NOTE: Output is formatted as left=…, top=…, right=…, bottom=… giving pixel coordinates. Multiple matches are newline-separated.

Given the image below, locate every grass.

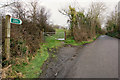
left=21, top=29, right=66, bottom=78
left=11, top=29, right=63, bottom=78
left=10, top=29, right=100, bottom=78
left=21, top=49, right=49, bottom=78
left=64, top=34, right=100, bottom=46
left=53, top=29, right=65, bottom=39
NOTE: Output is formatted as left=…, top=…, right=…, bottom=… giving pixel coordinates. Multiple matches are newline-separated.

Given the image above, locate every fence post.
left=40, top=31, right=44, bottom=43
left=64, top=31, right=66, bottom=40
left=5, top=15, right=11, bottom=60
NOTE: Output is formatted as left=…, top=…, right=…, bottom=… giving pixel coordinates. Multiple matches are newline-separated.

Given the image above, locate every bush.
left=106, top=31, right=120, bottom=39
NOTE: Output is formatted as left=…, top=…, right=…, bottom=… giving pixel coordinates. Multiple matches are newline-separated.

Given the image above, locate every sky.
left=0, top=0, right=120, bottom=28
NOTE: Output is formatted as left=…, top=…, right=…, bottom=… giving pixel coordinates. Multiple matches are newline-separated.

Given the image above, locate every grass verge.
left=64, top=34, right=100, bottom=46
left=11, top=30, right=63, bottom=78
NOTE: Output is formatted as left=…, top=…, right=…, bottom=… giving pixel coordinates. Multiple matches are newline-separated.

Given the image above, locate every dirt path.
left=40, top=45, right=81, bottom=78
left=40, top=35, right=119, bottom=78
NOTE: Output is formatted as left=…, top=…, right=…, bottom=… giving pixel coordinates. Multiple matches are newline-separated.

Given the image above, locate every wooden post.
left=64, top=31, right=66, bottom=40
left=5, top=15, right=11, bottom=60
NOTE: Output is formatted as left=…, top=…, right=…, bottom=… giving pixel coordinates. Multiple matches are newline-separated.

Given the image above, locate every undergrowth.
left=5, top=29, right=100, bottom=78
left=64, top=34, right=100, bottom=46
left=106, top=31, right=120, bottom=39
left=10, top=30, right=63, bottom=78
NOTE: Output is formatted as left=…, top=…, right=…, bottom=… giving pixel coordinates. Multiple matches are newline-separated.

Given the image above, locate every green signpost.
left=10, top=18, right=22, bottom=24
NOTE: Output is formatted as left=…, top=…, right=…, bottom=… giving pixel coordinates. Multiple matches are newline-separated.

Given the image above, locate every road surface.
left=40, top=35, right=119, bottom=78
left=64, top=35, right=119, bottom=78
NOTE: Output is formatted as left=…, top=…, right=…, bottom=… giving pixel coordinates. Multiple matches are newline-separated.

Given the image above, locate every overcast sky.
left=0, top=0, right=120, bottom=27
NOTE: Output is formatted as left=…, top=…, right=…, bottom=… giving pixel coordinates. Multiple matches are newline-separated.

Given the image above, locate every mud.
left=40, top=45, right=82, bottom=78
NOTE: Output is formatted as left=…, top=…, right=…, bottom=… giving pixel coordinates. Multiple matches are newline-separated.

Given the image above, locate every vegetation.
left=59, top=2, right=106, bottom=42
left=2, top=1, right=55, bottom=78
left=2, top=29, right=63, bottom=78
left=106, top=5, right=120, bottom=38
left=65, top=34, right=100, bottom=46
left=2, top=1, right=119, bottom=79
left=2, top=24, right=100, bottom=78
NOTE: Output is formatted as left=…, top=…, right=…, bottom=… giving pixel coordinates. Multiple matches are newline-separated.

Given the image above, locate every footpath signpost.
left=5, top=15, right=22, bottom=60
left=5, top=15, right=10, bottom=60
left=10, top=18, right=22, bottom=25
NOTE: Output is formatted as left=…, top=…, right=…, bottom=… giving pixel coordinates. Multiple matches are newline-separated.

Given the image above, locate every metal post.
left=5, top=15, right=10, bottom=60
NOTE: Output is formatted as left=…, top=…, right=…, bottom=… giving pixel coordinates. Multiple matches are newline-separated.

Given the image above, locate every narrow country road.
left=40, top=35, right=119, bottom=78
left=64, top=35, right=119, bottom=78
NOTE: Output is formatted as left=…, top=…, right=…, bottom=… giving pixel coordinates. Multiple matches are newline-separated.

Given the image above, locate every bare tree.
left=10, top=1, right=27, bottom=20
left=87, top=2, right=106, bottom=37
left=29, top=1, right=38, bottom=23
left=106, top=5, right=118, bottom=32
left=36, top=7, right=50, bottom=32
left=88, top=2, right=106, bottom=19
left=28, top=1, right=50, bottom=32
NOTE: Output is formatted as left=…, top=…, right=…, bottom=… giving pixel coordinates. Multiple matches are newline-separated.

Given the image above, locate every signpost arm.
left=5, top=15, right=10, bottom=60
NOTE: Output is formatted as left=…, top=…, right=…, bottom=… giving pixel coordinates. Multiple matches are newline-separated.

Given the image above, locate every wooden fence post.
left=5, top=15, right=11, bottom=60
left=64, top=31, right=66, bottom=40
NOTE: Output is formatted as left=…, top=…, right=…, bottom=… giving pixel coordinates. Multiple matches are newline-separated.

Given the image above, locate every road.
left=64, top=35, right=119, bottom=78
left=40, top=35, right=119, bottom=78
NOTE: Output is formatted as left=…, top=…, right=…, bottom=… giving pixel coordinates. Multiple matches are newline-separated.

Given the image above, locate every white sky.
left=0, top=0, right=120, bottom=27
